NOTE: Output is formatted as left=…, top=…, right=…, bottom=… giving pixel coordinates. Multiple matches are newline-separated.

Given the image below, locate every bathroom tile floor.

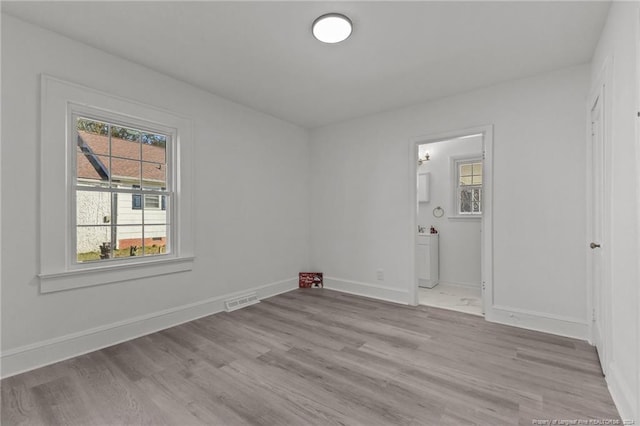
left=418, top=283, right=483, bottom=316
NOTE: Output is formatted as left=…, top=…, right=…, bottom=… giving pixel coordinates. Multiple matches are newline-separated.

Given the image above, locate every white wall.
left=417, top=136, right=482, bottom=288
left=1, top=15, right=310, bottom=376
left=310, top=64, right=591, bottom=338
left=590, top=2, right=640, bottom=421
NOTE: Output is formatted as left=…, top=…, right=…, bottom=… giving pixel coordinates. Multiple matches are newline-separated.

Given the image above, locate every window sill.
left=448, top=216, right=482, bottom=221
left=39, top=256, right=195, bottom=294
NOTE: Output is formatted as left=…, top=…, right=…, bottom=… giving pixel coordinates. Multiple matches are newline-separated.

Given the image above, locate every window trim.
left=449, top=155, right=483, bottom=220
left=39, top=75, right=194, bottom=293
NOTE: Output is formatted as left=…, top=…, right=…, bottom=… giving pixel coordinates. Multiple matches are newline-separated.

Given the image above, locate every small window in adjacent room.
left=455, top=158, right=483, bottom=216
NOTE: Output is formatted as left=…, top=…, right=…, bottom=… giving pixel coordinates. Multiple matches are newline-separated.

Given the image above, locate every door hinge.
left=592, top=308, right=597, bottom=321
left=481, top=281, right=486, bottom=290
left=482, top=151, right=486, bottom=160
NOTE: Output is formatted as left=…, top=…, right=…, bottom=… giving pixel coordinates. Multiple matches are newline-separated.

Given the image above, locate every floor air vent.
left=224, top=293, right=260, bottom=312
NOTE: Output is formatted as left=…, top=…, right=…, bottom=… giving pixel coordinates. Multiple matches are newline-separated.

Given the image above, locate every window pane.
left=460, top=189, right=472, bottom=213
left=143, top=225, right=168, bottom=256
left=460, top=164, right=473, bottom=176
left=77, top=226, right=111, bottom=262
left=142, top=133, right=167, bottom=164
left=142, top=162, right=166, bottom=190
left=77, top=117, right=109, bottom=135
left=110, top=157, right=141, bottom=188
left=77, top=191, right=111, bottom=226
left=474, top=189, right=482, bottom=213
left=472, top=175, right=483, bottom=185
left=112, top=192, right=143, bottom=225
left=145, top=197, right=168, bottom=224
left=114, top=225, right=143, bottom=257
left=77, top=152, right=110, bottom=187
left=76, top=118, right=109, bottom=156
left=472, top=163, right=482, bottom=175
left=110, top=126, right=141, bottom=160
left=460, top=176, right=473, bottom=186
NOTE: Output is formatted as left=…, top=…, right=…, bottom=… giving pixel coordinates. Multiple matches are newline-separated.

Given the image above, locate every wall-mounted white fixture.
left=418, top=152, right=430, bottom=165
left=418, top=172, right=430, bottom=203
left=312, top=13, right=352, bottom=44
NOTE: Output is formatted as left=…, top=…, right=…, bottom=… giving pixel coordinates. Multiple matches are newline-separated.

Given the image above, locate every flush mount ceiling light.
left=312, top=13, right=352, bottom=44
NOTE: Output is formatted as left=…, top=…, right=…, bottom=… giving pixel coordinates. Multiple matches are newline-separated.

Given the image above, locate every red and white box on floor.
left=299, top=272, right=323, bottom=288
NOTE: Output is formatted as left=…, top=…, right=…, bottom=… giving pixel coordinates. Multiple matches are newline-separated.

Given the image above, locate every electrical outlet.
left=376, top=269, right=384, bottom=281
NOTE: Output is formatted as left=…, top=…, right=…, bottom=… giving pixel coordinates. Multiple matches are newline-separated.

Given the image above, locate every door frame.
left=408, top=125, right=493, bottom=312
left=636, top=7, right=640, bottom=416
left=586, top=57, right=612, bottom=374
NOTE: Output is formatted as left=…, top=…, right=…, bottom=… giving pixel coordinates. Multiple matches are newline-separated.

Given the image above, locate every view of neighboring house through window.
left=75, top=117, right=170, bottom=262
left=456, top=158, right=483, bottom=215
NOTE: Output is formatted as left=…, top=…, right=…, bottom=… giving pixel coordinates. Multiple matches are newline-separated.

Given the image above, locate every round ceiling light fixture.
left=312, top=13, right=352, bottom=44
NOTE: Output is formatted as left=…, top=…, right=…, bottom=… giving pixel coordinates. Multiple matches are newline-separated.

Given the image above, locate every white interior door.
left=590, top=94, right=606, bottom=372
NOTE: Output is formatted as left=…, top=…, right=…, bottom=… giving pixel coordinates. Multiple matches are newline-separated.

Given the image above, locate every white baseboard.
left=1, top=277, right=297, bottom=379
left=323, top=276, right=410, bottom=305
left=487, top=305, right=589, bottom=340
left=607, top=362, right=636, bottom=422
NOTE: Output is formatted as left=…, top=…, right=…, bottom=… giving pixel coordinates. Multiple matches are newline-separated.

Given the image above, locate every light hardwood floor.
left=2, top=289, right=619, bottom=425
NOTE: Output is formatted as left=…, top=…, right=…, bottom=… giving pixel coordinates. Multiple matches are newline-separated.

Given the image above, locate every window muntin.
left=74, top=116, right=170, bottom=263
left=456, top=159, right=483, bottom=215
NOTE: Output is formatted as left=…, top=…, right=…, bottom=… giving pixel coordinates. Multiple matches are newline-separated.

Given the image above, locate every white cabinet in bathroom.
left=416, top=234, right=439, bottom=288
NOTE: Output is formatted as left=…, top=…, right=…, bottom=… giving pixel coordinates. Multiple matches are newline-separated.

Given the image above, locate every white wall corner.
left=323, top=276, right=411, bottom=305
left=607, top=362, right=637, bottom=422
left=0, top=277, right=298, bottom=379
left=486, top=305, right=589, bottom=340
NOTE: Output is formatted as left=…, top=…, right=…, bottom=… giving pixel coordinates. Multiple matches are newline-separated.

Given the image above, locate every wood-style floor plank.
left=1, top=289, right=620, bottom=425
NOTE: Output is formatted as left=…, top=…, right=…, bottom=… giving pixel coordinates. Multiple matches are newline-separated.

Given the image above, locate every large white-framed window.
left=40, top=75, right=194, bottom=293
left=452, top=156, right=483, bottom=217
left=74, top=114, right=172, bottom=263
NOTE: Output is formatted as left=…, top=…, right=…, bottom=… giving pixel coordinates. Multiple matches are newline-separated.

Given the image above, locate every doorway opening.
left=409, top=126, right=493, bottom=317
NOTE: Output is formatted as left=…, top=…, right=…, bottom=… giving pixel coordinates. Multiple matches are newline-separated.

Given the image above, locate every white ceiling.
left=2, top=1, right=610, bottom=129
